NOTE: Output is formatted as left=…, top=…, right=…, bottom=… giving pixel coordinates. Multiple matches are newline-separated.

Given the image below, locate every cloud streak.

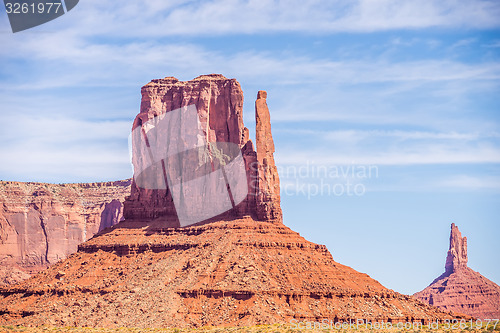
left=0, top=115, right=132, bottom=182
left=40, top=0, right=500, bottom=37
left=1, top=33, right=499, bottom=90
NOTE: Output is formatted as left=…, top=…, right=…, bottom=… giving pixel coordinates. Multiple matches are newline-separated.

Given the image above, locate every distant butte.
left=414, top=223, right=500, bottom=319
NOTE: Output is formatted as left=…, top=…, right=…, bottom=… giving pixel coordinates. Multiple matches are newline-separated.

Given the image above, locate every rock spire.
left=445, top=223, right=468, bottom=273
left=255, top=90, right=282, bottom=221
left=414, top=223, right=500, bottom=319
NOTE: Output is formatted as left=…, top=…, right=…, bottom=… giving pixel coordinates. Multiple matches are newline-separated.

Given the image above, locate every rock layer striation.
left=123, top=75, right=282, bottom=224
left=0, top=180, right=131, bottom=285
left=414, top=223, right=500, bottom=319
left=0, top=217, right=453, bottom=327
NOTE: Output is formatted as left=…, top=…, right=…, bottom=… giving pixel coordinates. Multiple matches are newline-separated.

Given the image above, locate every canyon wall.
left=0, top=180, right=131, bottom=285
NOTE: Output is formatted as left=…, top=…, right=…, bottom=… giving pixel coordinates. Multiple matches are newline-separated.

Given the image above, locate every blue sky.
left=0, top=0, right=499, bottom=295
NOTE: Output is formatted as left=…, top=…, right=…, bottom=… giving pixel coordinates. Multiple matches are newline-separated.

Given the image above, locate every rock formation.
left=414, top=223, right=500, bottom=319
left=0, top=75, right=458, bottom=327
left=445, top=223, right=468, bottom=273
left=0, top=180, right=131, bottom=285
left=0, top=217, right=453, bottom=327
left=255, top=91, right=282, bottom=221
left=123, top=74, right=282, bottom=225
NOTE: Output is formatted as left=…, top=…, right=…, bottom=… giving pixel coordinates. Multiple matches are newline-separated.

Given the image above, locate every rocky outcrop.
left=0, top=180, right=131, bottom=285
left=255, top=91, right=282, bottom=221
left=445, top=223, right=468, bottom=273
left=123, top=75, right=282, bottom=225
left=0, top=217, right=454, bottom=327
left=414, top=223, right=500, bottom=319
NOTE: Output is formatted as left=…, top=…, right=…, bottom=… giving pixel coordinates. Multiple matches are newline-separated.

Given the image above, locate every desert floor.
left=1, top=324, right=500, bottom=333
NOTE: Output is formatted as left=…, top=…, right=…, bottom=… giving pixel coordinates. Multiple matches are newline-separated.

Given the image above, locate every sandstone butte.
left=414, top=223, right=500, bottom=319
left=0, top=74, right=459, bottom=328
left=0, top=180, right=131, bottom=285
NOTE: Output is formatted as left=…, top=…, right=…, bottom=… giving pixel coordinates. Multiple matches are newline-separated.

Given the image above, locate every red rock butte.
left=414, top=223, right=500, bottom=319
left=124, top=74, right=282, bottom=225
left=0, top=75, right=458, bottom=327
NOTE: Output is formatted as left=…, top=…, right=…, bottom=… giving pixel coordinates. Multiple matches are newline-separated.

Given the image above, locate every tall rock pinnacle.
left=255, top=91, right=282, bottom=221
left=415, top=223, right=500, bottom=319
left=445, top=223, right=468, bottom=273
left=255, top=91, right=275, bottom=165
left=123, top=75, right=282, bottom=225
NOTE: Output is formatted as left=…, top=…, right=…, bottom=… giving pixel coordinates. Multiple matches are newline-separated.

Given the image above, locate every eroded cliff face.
left=123, top=74, right=282, bottom=224
left=0, top=218, right=454, bottom=327
left=414, top=223, right=500, bottom=319
left=445, top=223, right=468, bottom=273
left=0, top=180, right=131, bottom=285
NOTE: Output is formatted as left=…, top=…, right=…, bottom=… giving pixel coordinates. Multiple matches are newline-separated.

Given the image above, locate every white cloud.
left=0, top=116, right=132, bottom=182
left=438, top=174, right=500, bottom=189
left=275, top=143, right=500, bottom=166
left=40, top=0, right=500, bottom=37
left=483, top=40, right=500, bottom=48
left=3, top=0, right=498, bottom=39
left=278, top=129, right=498, bottom=142
left=2, top=30, right=499, bottom=90
left=450, top=38, right=477, bottom=49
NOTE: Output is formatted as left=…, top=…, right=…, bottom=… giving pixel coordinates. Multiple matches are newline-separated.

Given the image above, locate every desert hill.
left=1, top=217, right=450, bottom=327
left=414, top=223, right=500, bottom=319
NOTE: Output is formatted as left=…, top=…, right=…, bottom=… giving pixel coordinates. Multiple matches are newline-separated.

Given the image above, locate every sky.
left=0, top=0, right=499, bottom=295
